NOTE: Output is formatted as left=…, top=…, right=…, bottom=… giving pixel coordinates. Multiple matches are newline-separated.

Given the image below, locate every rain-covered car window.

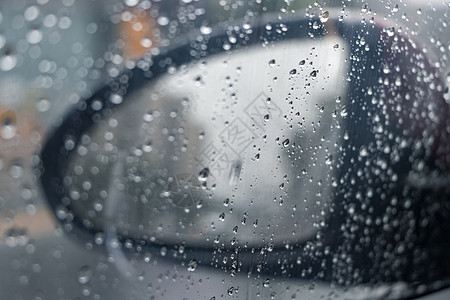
left=1, top=1, right=450, bottom=299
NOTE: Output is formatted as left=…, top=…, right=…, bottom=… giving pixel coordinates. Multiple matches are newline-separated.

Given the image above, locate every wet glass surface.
left=1, top=1, right=450, bottom=299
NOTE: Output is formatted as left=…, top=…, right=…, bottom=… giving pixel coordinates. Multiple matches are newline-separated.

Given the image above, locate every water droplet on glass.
left=0, top=53, right=17, bottom=71
left=26, top=29, right=43, bottom=44
left=1, top=114, right=17, bottom=139
left=5, top=227, right=29, bottom=247
left=140, top=37, right=152, bottom=48
left=36, top=98, right=50, bottom=112
left=187, top=259, right=197, bottom=271
left=198, top=167, right=210, bottom=182
left=124, top=0, right=139, bottom=7
left=320, top=11, right=329, bottom=23
left=219, top=212, right=225, bottom=221
left=385, top=27, right=395, bottom=37
left=282, top=139, right=290, bottom=147
left=299, top=60, right=305, bottom=65
left=200, top=25, right=212, bottom=35
left=110, top=94, right=123, bottom=104
left=77, top=265, right=92, bottom=284
left=289, top=69, right=297, bottom=76
left=359, top=146, right=369, bottom=157
left=157, top=16, right=169, bottom=26
left=9, top=163, right=23, bottom=178
left=228, top=160, right=242, bottom=186
left=227, top=287, right=235, bottom=296
left=312, top=21, right=320, bottom=29
left=214, top=235, right=220, bottom=243
left=340, top=106, right=348, bottom=117
left=263, top=278, right=270, bottom=287
left=268, top=59, right=276, bottom=67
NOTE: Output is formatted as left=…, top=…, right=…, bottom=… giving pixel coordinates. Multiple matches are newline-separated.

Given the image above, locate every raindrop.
left=263, top=278, right=270, bottom=287
left=200, top=24, right=212, bottom=35
left=24, top=6, right=40, bottom=21
left=81, top=285, right=91, bottom=297
left=320, top=11, right=329, bottom=23
left=142, top=140, right=153, bottom=152
left=359, top=146, right=369, bottom=157
left=94, top=233, right=104, bottom=245
left=157, top=16, right=169, bottom=26
left=124, top=0, right=139, bottom=7
left=198, top=167, right=210, bottom=182
left=385, top=27, right=395, bottom=37
left=282, top=139, right=290, bottom=147
left=143, top=111, right=154, bottom=122
left=299, top=60, right=305, bottom=65
left=361, top=4, right=368, bottom=13
left=1, top=113, right=17, bottom=139
left=36, top=98, right=51, bottom=112
left=268, top=59, right=276, bottom=67
left=289, top=69, right=297, bottom=76
left=77, top=265, right=92, bottom=284
left=310, top=70, right=318, bottom=77
left=5, top=227, right=29, bottom=247
left=140, top=37, right=152, bottom=48
left=227, top=287, right=235, bottom=296
left=187, top=259, right=197, bottom=272
left=0, top=53, right=18, bottom=71
left=26, top=29, right=43, bottom=44
left=214, top=235, right=220, bottom=243
left=9, top=163, right=23, bottom=178
left=228, top=160, right=242, bottom=186
left=110, top=94, right=123, bottom=104
left=312, top=21, right=320, bottom=29
left=219, top=212, right=225, bottom=221
left=194, top=75, right=203, bottom=86
left=340, top=106, right=348, bottom=117
left=58, top=16, right=72, bottom=30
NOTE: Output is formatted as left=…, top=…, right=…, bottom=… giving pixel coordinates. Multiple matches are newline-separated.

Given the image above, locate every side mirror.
left=41, top=14, right=450, bottom=295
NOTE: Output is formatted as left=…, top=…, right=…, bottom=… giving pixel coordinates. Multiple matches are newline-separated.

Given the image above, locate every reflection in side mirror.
left=41, top=15, right=450, bottom=295
left=66, top=37, right=349, bottom=248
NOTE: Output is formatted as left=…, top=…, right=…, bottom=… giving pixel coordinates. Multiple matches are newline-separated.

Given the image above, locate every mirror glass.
left=63, top=36, right=350, bottom=248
